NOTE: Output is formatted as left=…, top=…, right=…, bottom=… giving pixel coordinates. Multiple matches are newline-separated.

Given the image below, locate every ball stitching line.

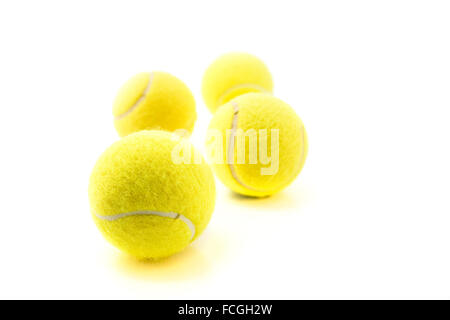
left=93, top=210, right=196, bottom=241
left=114, top=72, right=154, bottom=120
left=227, top=101, right=262, bottom=192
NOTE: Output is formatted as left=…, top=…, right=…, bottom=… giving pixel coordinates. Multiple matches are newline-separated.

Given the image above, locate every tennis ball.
left=113, top=72, right=196, bottom=137
left=89, top=130, right=215, bottom=260
left=202, top=53, right=273, bottom=112
left=206, top=93, right=308, bottom=197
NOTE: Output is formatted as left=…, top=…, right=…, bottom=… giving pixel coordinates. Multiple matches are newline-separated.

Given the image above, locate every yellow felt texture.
left=89, top=130, right=216, bottom=259
left=113, top=72, right=197, bottom=137
left=206, top=93, right=308, bottom=197
left=202, top=53, right=273, bottom=112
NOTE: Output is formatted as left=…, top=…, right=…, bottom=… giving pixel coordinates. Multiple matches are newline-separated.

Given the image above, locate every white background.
left=0, top=0, right=449, bottom=299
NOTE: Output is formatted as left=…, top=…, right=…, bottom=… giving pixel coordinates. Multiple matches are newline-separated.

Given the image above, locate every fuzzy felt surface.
left=89, top=130, right=216, bottom=259
left=113, top=72, right=196, bottom=137
left=206, top=93, right=308, bottom=197
left=202, top=53, right=273, bottom=112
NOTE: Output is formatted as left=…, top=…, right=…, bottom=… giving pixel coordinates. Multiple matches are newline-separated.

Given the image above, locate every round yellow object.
left=113, top=72, right=196, bottom=137
left=206, top=93, right=308, bottom=197
left=89, top=130, right=215, bottom=259
left=202, top=53, right=273, bottom=112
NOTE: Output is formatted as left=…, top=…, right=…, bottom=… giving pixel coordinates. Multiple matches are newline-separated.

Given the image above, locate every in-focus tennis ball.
left=206, top=93, right=307, bottom=197
left=89, top=130, right=215, bottom=260
left=202, top=53, right=273, bottom=112
left=113, top=72, right=196, bottom=137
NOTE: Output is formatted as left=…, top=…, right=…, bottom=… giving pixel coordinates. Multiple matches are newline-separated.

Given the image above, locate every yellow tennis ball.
left=202, top=53, right=273, bottom=112
left=89, top=130, right=215, bottom=260
left=206, top=93, right=308, bottom=197
left=113, top=72, right=196, bottom=137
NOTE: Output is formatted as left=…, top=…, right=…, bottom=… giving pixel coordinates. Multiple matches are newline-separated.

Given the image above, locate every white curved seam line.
left=228, top=101, right=262, bottom=192
left=217, top=83, right=270, bottom=107
left=114, top=72, right=154, bottom=120
left=94, top=210, right=196, bottom=241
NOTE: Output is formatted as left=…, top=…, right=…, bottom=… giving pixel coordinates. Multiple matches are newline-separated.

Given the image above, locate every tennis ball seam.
left=227, top=100, right=264, bottom=193
left=93, top=209, right=196, bottom=240
left=114, top=72, right=154, bottom=120
left=216, top=83, right=270, bottom=108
